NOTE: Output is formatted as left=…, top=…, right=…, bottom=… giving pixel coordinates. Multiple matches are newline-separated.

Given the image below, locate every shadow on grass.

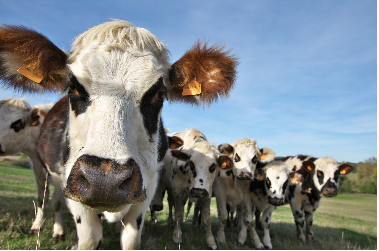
left=0, top=195, right=376, bottom=250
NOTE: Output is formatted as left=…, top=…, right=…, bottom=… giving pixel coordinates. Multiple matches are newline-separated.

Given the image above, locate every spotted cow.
left=282, top=155, right=354, bottom=242
left=156, top=128, right=233, bottom=249
left=0, top=20, right=238, bottom=249
left=214, top=139, right=275, bottom=248
left=0, top=98, right=65, bottom=240
left=248, top=161, right=291, bottom=249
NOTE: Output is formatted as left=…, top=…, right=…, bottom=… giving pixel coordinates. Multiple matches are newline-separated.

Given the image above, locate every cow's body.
left=214, top=139, right=275, bottom=248
left=153, top=128, right=232, bottom=249
left=0, top=98, right=65, bottom=240
left=282, top=155, right=354, bottom=242
left=248, top=161, right=291, bottom=249
left=0, top=20, right=238, bottom=249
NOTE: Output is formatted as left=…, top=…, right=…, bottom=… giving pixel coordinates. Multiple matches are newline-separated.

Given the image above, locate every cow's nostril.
left=77, top=174, right=90, bottom=192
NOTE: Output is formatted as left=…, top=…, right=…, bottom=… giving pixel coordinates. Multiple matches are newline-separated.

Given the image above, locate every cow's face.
left=313, top=157, right=354, bottom=197
left=0, top=98, right=40, bottom=155
left=259, top=162, right=290, bottom=206
left=171, top=142, right=232, bottom=198
left=219, top=139, right=275, bottom=181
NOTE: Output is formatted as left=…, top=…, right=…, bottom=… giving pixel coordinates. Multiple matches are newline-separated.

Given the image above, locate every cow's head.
left=0, top=20, right=238, bottom=212
left=313, top=157, right=354, bottom=197
left=218, top=139, right=275, bottom=181
left=171, top=141, right=233, bottom=198
left=0, top=98, right=46, bottom=155
left=255, top=161, right=291, bottom=206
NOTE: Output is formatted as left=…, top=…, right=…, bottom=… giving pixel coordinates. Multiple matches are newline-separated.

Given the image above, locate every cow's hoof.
left=256, top=222, right=264, bottom=231
left=51, top=234, right=65, bottom=244
left=28, top=229, right=40, bottom=236
left=208, top=246, right=217, bottom=250
left=264, top=245, right=272, bottom=250
left=236, top=241, right=244, bottom=247
left=297, top=237, right=305, bottom=243
left=256, top=244, right=265, bottom=250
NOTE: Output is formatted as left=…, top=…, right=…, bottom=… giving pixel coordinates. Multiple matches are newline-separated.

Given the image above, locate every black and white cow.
left=153, top=128, right=233, bottom=249
left=248, top=161, right=291, bottom=249
left=0, top=98, right=66, bottom=241
left=282, top=155, right=354, bottom=242
left=214, top=139, right=275, bottom=248
left=0, top=20, right=238, bottom=249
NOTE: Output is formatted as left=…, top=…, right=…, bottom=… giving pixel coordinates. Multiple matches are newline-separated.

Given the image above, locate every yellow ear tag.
left=291, top=177, right=297, bottom=183
left=340, top=170, right=346, bottom=175
left=260, top=155, right=266, bottom=160
left=222, top=162, right=227, bottom=168
left=304, top=188, right=312, bottom=194
left=307, top=165, right=312, bottom=171
left=17, top=64, right=44, bottom=83
left=182, top=78, right=201, bottom=96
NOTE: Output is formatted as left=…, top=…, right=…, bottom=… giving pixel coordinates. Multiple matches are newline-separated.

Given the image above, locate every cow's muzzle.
left=64, top=155, right=146, bottom=208
left=268, top=196, right=284, bottom=206
left=189, top=188, right=209, bottom=198
left=321, top=187, right=337, bottom=197
left=0, top=144, right=5, bottom=154
left=237, top=171, right=253, bottom=180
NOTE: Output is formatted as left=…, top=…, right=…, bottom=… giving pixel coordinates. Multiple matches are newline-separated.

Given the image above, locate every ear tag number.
left=17, top=64, right=44, bottom=83
left=182, top=78, right=201, bottom=96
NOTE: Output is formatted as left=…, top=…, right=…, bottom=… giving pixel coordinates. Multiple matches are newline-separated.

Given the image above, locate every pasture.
left=0, top=164, right=376, bottom=250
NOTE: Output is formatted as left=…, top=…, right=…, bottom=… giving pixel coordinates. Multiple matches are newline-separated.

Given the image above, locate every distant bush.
left=340, top=179, right=352, bottom=193
left=359, top=181, right=377, bottom=194
left=19, top=154, right=29, bottom=161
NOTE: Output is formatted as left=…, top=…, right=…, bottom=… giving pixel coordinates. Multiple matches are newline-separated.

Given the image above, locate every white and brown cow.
left=0, top=20, right=238, bottom=249
left=282, top=155, right=354, bottom=242
left=155, top=128, right=233, bottom=249
left=0, top=98, right=65, bottom=241
left=248, top=161, right=291, bottom=249
left=215, top=139, right=275, bottom=248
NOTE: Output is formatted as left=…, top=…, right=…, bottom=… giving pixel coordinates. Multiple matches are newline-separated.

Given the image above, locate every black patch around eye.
left=317, top=170, right=324, bottom=185
left=136, top=213, right=143, bottom=230
left=209, top=163, right=216, bottom=173
left=10, top=119, right=26, bottom=132
left=140, top=78, right=166, bottom=141
left=266, top=177, right=272, bottom=189
left=157, top=119, right=168, bottom=162
left=333, top=170, right=339, bottom=182
left=189, top=161, right=197, bottom=178
left=252, top=156, right=258, bottom=164
left=235, top=153, right=241, bottom=162
left=282, top=180, right=288, bottom=194
left=67, top=74, right=90, bottom=117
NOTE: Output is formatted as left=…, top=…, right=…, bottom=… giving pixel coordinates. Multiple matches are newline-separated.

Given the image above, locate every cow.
left=215, top=139, right=275, bottom=248
left=282, top=155, right=354, bottom=242
left=248, top=161, right=291, bottom=249
left=0, top=98, right=65, bottom=241
left=0, top=20, right=238, bottom=249
left=152, top=128, right=232, bottom=249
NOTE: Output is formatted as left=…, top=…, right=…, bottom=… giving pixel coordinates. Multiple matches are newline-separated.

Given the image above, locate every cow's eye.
left=152, top=88, right=167, bottom=103
left=252, top=156, right=258, bottom=164
left=234, top=153, right=240, bottom=162
left=266, top=177, right=272, bottom=188
left=10, top=119, right=26, bottom=132
left=209, top=163, right=216, bottom=173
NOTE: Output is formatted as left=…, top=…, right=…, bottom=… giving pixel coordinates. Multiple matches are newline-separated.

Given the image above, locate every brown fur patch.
left=169, top=39, right=239, bottom=106
left=31, top=108, right=41, bottom=126
left=0, top=24, right=68, bottom=92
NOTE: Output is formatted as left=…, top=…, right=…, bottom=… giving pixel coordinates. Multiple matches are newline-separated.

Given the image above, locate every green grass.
left=0, top=165, right=377, bottom=249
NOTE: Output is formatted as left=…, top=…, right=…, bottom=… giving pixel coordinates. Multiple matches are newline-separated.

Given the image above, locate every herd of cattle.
left=0, top=20, right=354, bottom=249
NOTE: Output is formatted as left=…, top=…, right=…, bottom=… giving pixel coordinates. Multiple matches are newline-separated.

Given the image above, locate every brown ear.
left=0, top=24, right=68, bottom=93
left=168, top=136, right=184, bottom=149
left=289, top=172, right=304, bottom=184
left=217, top=155, right=233, bottom=171
left=339, top=164, right=354, bottom=175
left=171, top=150, right=191, bottom=162
left=30, top=109, right=41, bottom=126
left=218, top=143, right=234, bottom=157
left=255, top=168, right=265, bottom=181
left=168, top=39, right=239, bottom=106
left=300, top=161, right=315, bottom=173
left=258, top=147, right=276, bottom=163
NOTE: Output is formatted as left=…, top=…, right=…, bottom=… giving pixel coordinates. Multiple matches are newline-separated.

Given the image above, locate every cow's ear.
left=30, top=108, right=48, bottom=126
left=171, top=150, right=191, bottom=162
left=300, top=161, right=315, bottom=173
left=217, top=155, right=233, bottom=171
left=0, top=24, right=69, bottom=93
left=339, top=164, right=354, bottom=175
left=258, top=147, right=276, bottom=163
left=255, top=168, right=265, bottom=181
left=168, top=136, right=184, bottom=149
left=168, top=39, right=239, bottom=106
left=218, top=143, right=234, bottom=157
left=289, top=171, right=304, bottom=184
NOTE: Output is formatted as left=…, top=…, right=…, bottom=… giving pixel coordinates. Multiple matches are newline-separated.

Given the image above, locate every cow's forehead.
left=234, top=144, right=258, bottom=157
left=315, top=157, right=339, bottom=173
left=266, top=169, right=288, bottom=181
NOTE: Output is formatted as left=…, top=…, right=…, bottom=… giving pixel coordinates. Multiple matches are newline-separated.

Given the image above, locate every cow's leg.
left=120, top=203, right=147, bottom=250
left=239, top=202, right=264, bottom=249
left=68, top=202, right=103, bottom=250
left=51, top=189, right=65, bottom=242
left=172, top=190, right=186, bottom=245
left=167, top=190, right=174, bottom=227
left=226, top=203, right=231, bottom=228
left=150, top=181, right=166, bottom=223
left=290, top=203, right=305, bottom=242
left=150, top=206, right=159, bottom=224
left=29, top=175, right=49, bottom=235
left=192, top=199, right=200, bottom=227
left=304, top=210, right=315, bottom=241
left=261, top=206, right=275, bottom=250
left=255, top=207, right=263, bottom=231
left=215, top=195, right=228, bottom=244
left=200, top=198, right=217, bottom=250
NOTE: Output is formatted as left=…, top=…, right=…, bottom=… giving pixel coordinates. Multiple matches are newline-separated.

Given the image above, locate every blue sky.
left=0, top=0, right=376, bottom=163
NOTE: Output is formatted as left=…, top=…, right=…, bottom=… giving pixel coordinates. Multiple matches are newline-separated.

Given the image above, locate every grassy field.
left=0, top=165, right=376, bottom=250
